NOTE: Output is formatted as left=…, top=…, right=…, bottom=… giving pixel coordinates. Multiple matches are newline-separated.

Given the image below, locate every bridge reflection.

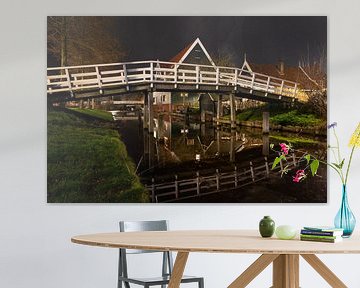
left=114, top=112, right=269, bottom=176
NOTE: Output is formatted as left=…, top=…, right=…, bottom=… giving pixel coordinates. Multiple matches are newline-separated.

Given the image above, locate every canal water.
left=114, top=113, right=327, bottom=203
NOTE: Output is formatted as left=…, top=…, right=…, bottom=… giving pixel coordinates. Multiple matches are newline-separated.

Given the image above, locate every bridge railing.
left=47, top=60, right=299, bottom=98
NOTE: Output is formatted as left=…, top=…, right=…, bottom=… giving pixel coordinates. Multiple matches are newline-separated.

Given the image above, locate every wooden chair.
left=118, top=220, right=204, bottom=288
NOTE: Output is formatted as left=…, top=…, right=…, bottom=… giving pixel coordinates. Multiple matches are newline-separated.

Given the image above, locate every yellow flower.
left=349, top=122, right=360, bottom=147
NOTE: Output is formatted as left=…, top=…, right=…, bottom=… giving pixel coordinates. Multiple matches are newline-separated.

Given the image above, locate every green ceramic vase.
left=259, top=216, right=275, bottom=238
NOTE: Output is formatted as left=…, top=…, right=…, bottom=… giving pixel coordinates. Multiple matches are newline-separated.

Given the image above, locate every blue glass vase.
left=334, top=185, right=356, bottom=237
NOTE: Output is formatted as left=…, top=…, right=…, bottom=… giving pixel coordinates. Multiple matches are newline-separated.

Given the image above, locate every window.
left=161, top=94, right=167, bottom=102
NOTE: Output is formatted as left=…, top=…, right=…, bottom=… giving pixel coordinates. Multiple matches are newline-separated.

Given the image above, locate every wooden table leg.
left=301, top=254, right=347, bottom=288
left=272, top=254, right=299, bottom=288
left=228, top=254, right=279, bottom=288
left=168, top=252, right=189, bottom=288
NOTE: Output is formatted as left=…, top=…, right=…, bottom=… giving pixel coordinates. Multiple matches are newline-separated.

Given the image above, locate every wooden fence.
left=146, top=154, right=298, bottom=202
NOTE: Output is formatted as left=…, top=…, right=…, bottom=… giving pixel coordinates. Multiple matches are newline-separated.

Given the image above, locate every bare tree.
left=48, top=16, right=127, bottom=66
left=211, top=49, right=236, bottom=67
left=299, top=45, right=327, bottom=117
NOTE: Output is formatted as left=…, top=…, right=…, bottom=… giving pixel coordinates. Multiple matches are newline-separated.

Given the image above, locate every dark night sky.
left=116, top=16, right=327, bottom=66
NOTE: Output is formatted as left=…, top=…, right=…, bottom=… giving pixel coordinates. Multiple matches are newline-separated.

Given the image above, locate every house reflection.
left=144, top=115, right=266, bottom=172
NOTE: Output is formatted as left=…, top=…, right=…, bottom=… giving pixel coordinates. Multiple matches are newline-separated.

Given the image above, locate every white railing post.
left=265, top=77, right=271, bottom=95
left=123, top=64, right=129, bottom=91
left=150, top=62, right=154, bottom=87
left=280, top=80, right=284, bottom=95
left=234, top=69, right=238, bottom=90
left=65, top=68, right=72, bottom=92
left=195, top=65, right=200, bottom=89
left=250, top=73, right=256, bottom=92
left=216, top=67, right=220, bottom=85
left=196, top=66, right=200, bottom=83
left=174, top=64, right=178, bottom=85
left=293, top=83, right=298, bottom=98
left=95, top=66, right=103, bottom=94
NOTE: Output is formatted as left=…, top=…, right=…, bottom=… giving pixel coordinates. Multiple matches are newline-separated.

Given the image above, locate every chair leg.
left=198, top=278, right=204, bottom=288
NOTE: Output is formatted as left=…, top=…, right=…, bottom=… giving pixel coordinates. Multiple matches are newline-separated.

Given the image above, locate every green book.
left=303, top=226, right=344, bottom=233
left=300, top=236, right=342, bottom=243
left=300, top=234, right=339, bottom=240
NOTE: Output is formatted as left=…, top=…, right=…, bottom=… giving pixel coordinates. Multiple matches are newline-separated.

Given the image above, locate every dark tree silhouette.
left=47, top=16, right=126, bottom=66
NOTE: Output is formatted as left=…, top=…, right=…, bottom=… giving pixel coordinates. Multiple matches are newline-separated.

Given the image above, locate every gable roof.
left=169, top=38, right=216, bottom=67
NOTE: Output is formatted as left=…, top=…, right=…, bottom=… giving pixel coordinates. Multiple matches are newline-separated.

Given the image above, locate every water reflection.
left=114, top=112, right=327, bottom=179
left=113, top=112, right=327, bottom=202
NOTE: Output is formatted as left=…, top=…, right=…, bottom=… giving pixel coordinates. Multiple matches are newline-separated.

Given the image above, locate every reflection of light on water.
left=195, top=154, right=201, bottom=161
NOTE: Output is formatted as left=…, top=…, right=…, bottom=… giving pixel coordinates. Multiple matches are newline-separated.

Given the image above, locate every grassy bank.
left=48, top=111, right=149, bottom=203
left=235, top=105, right=325, bottom=127
left=70, top=108, right=113, bottom=121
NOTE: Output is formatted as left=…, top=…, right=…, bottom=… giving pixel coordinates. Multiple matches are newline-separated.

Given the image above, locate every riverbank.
left=69, top=108, right=114, bottom=121
left=47, top=110, right=149, bottom=203
left=221, top=105, right=327, bottom=136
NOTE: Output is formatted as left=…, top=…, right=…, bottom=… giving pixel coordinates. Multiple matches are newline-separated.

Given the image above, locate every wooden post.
left=148, top=91, right=154, bottom=133
left=273, top=254, right=300, bottom=288
left=262, top=133, right=270, bottom=156
left=262, top=111, right=270, bottom=134
left=200, top=110, right=206, bottom=123
left=250, top=162, right=255, bottom=181
left=265, top=77, right=271, bottom=95
left=123, top=64, right=129, bottom=91
left=151, top=178, right=155, bottom=203
left=216, top=67, right=220, bottom=87
left=150, top=62, right=154, bottom=88
left=250, top=73, right=255, bottom=92
left=175, top=175, right=179, bottom=199
left=217, top=94, right=222, bottom=126
left=279, top=159, right=284, bottom=173
left=196, top=172, right=200, bottom=195
left=95, top=66, right=103, bottom=95
left=265, top=157, right=270, bottom=177
left=143, top=92, right=149, bottom=130
left=234, top=69, right=238, bottom=90
left=196, top=66, right=200, bottom=88
left=65, top=68, right=72, bottom=91
left=230, top=132, right=235, bottom=162
left=216, top=169, right=220, bottom=191
left=91, top=98, right=95, bottom=109
left=79, top=99, right=84, bottom=109
left=230, top=94, right=236, bottom=129
left=280, top=80, right=284, bottom=95
left=174, top=64, right=178, bottom=87
left=293, top=83, right=298, bottom=97
left=234, top=166, right=238, bottom=187
left=292, top=153, right=297, bottom=167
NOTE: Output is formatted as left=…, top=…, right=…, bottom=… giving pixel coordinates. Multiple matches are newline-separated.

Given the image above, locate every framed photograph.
left=47, top=16, right=327, bottom=203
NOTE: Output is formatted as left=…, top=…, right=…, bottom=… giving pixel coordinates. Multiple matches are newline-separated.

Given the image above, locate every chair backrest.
left=118, top=220, right=173, bottom=282
left=119, top=220, right=169, bottom=254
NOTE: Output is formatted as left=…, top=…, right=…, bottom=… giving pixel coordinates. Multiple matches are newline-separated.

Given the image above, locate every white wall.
left=1, top=1, right=360, bottom=287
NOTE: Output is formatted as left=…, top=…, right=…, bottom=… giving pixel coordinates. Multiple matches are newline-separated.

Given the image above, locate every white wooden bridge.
left=47, top=60, right=299, bottom=103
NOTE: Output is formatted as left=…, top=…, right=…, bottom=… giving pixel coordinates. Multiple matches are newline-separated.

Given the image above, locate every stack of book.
left=300, top=226, right=344, bottom=243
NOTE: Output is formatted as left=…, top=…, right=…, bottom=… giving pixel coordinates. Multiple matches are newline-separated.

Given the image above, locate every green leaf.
left=304, top=154, right=311, bottom=164
left=272, top=157, right=281, bottom=169
left=339, top=159, right=345, bottom=169
left=310, top=160, right=320, bottom=176
left=270, top=144, right=274, bottom=149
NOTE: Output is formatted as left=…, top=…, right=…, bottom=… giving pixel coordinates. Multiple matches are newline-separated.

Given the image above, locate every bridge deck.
left=47, top=60, right=299, bottom=103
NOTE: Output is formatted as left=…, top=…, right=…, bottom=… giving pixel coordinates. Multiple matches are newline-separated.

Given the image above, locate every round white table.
left=72, top=230, right=360, bottom=288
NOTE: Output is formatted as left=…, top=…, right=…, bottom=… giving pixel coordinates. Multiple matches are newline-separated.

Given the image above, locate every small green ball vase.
left=259, top=216, right=275, bottom=238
